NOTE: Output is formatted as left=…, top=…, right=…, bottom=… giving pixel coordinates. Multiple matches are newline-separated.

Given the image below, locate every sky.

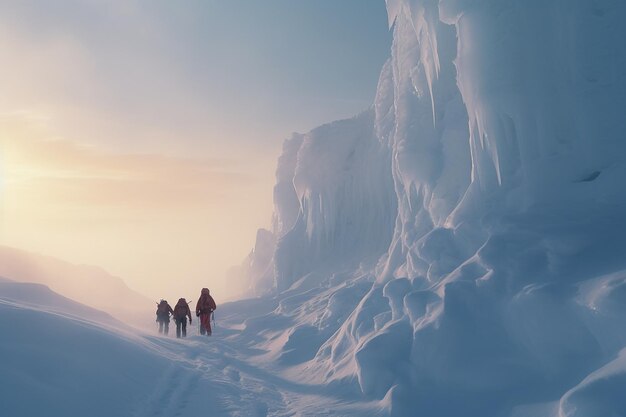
left=0, top=0, right=392, bottom=302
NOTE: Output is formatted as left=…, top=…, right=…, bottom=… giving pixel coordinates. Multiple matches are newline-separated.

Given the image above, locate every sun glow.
left=0, top=116, right=274, bottom=302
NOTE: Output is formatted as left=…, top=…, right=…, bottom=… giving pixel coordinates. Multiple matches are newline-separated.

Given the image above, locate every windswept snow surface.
left=234, top=0, right=626, bottom=416
left=0, top=282, right=384, bottom=417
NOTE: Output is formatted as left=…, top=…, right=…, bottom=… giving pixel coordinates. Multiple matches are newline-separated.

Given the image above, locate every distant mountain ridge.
left=0, top=280, right=118, bottom=326
left=0, top=245, right=152, bottom=327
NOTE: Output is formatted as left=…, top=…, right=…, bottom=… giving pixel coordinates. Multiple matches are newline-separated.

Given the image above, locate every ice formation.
left=239, top=0, right=626, bottom=415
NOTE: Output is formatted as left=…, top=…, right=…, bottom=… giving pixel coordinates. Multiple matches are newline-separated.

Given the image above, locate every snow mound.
left=0, top=280, right=117, bottom=325
left=0, top=302, right=168, bottom=417
left=1, top=280, right=390, bottom=416
left=0, top=281, right=170, bottom=417
left=559, top=349, right=626, bottom=417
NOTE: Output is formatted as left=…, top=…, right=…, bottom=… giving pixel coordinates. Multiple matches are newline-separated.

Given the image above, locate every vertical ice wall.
left=241, top=0, right=626, bottom=414
left=376, top=0, right=472, bottom=284
left=443, top=0, right=626, bottom=212
left=364, top=1, right=626, bottom=414
left=273, top=111, right=397, bottom=291
left=245, top=0, right=626, bottom=293
left=238, top=111, right=397, bottom=294
left=371, top=0, right=626, bottom=293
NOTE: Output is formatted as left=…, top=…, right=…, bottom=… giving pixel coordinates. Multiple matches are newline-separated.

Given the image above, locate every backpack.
left=156, top=301, right=170, bottom=318
left=174, top=299, right=188, bottom=318
left=198, top=291, right=216, bottom=313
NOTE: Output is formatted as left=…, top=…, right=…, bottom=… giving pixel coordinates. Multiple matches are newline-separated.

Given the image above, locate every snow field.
left=0, top=281, right=389, bottom=416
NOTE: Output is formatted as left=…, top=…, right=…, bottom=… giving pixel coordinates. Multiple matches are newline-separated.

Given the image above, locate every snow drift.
left=1, top=280, right=383, bottom=417
left=0, top=280, right=169, bottom=417
left=239, top=0, right=626, bottom=416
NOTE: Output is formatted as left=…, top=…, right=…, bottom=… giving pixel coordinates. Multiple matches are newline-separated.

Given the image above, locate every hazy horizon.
left=0, top=0, right=391, bottom=301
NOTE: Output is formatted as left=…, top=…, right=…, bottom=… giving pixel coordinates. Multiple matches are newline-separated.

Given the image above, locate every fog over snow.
left=2, top=0, right=626, bottom=416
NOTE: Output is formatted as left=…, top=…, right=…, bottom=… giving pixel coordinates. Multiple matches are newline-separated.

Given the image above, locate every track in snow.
left=138, top=326, right=379, bottom=417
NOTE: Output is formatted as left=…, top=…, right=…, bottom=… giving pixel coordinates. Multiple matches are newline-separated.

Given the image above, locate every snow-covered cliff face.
left=273, top=111, right=397, bottom=291
left=240, top=1, right=626, bottom=415
left=380, top=0, right=626, bottom=286
left=238, top=111, right=397, bottom=294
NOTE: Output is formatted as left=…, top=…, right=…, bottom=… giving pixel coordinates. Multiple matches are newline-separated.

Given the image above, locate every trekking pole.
left=186, top=299, right=196, bottom=335
left=212, top=310, right=216, bottom=330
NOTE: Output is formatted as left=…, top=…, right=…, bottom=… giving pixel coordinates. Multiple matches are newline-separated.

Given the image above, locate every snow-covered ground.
left=5, top=269, right=626, bottom=417
left=0, top=280, right=386, bottom=417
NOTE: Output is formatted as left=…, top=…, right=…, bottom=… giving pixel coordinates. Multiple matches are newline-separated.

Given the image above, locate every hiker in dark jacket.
left=195, top=288, right=217, bottom=336
left=173, top=298, right=192, bottom=338
left=156, top=299, right=174, bottom=335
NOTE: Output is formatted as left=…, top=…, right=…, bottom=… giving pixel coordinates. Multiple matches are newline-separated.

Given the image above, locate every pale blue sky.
left=1, top=0, right=392, bottom=158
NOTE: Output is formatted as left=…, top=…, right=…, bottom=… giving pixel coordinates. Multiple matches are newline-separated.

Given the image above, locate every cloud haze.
left=1, top=117, right=273, bottom=300
left=0, top=0, right=391, bottom=301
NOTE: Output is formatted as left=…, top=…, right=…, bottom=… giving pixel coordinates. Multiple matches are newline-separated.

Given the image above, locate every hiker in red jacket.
left=155, top=299, right=174, bottom=335
left=173, top=298, right=192, bottom=338
left=195, top=288, right=217, bottom=336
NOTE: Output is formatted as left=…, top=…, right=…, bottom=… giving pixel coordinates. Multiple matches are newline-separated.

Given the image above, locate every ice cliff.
left=238, top=1, right=626, bottom=415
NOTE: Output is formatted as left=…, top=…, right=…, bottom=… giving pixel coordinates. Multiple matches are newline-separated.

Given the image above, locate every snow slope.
left=0, top=281, right=166, bottom=416
left=0, top=281, right=388, bottom=417
left=0, top=279, right=117, bottom=325
left=4, top=274, right=626, bottom=417
left=0, top=245, right=153, bottom=327
left=236, top=1, right=626, bottom=416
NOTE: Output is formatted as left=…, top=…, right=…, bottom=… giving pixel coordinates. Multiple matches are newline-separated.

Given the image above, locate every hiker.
left=195, top=288, right=217, bottom=336
left=173, top=298, right=192, bottom=338
left=155, top=299, right=174, bottom=335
